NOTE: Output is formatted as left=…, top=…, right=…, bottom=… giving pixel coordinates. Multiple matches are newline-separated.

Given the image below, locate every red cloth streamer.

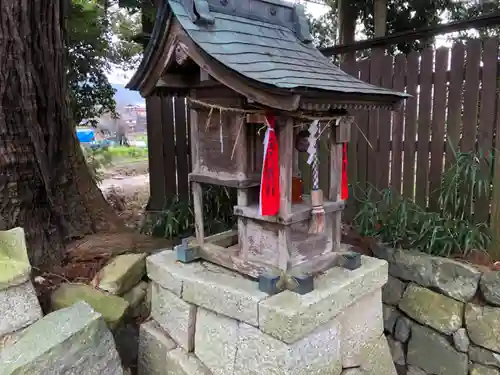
left=341, top=143, right=348, bottom=200
left=259, top=114, right=280, bottom=216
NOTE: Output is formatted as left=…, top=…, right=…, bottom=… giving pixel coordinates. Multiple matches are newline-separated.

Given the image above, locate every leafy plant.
left=81, top=145, right=114, bottom=183
left=141, top=185, right=237, bottom=240
left=353, top=145, right=492, bottom=257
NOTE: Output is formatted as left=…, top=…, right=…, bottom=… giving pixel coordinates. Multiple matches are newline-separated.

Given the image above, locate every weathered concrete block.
left=0, top=281, right=42, bottom=337
left=151, top=282, right=196, bottom=351
left=0, top=227, right=31, bottom=291
left=358, top=336, right=398, bottom=375
left=50, top=283, right=129, bottom=329
left=0, top=301, right=123, bottom=375
left=195, top=307, right=341, bottom=375
left=94, top=253, right=147, bottom=295
left=166, top=348, right=213, bottom=375
left=146, top=251, right=205, bottom=297
left=340, top=289, right=384, bottom=368
left=407, top=323, right=468, bottom=375
left=181, top=263, right=268, bottom=326
left=399, top=283, right=463, bottom=335
left=195, top=309, right=239, bottom=375
left=259, top=256, right=388, bottom=343
left=138, top=320, right=177, bottom=375
left=466, top=303, right=500, bottom=353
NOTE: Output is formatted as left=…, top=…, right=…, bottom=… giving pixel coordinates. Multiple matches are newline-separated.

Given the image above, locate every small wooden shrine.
left=128, top=0, right=406, bottom=293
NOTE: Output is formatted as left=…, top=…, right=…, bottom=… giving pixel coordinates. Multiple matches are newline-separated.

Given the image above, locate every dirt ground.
left=99, top=161, right=150, bottom=230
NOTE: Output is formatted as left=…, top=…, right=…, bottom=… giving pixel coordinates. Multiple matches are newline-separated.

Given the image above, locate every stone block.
left=259, top=256, right=388, bottom=343
left=0, top=227, right=31, bottom=291
left=340, top=289, right=384, bottom=368
left=387, top=248, right=480, bottom=302
left=123, top=281, right=149, bottom=316
left=399, top=283, right=463, bottom=334
left=0, top=281, right=42, bottom=337
left=0, top=301, right=123, bottom=375
left=466, top=303, right=500, bottom=353
left=181, top=263, right=268, bottom=326
left=469, top=345, right=500, bottom=368
left=151, top=282, right=196, bottom=351
left=387, top=336, right=405, bottom=366
left=195, top=307, right=341, bottom=375
left=407, top=323, right=468, bottom=375
left=94, top=253, right=147, bottom=295
left=480, top=271, right=500, bottom=306
left=382, top=276, right=406, bottom=306
left=358, top=336, right=398, bottom=375
left=166, top=348, right=213, bottom=375
left=194, top=309, right=239, bottom=375
left=138, top=320, right=177, bottom=375
left=406, top=366, right=427, bottom=375
left=50, top=283, right=129, bottom=329
left=146, top=251, right=205, bottom=297
left=383, top=304, right=399, bottom=334
left=453, top=328, right=470, bottom=353
left=470, top=364, right=500, bottom=375
left=394, top=316, right=411, bottom=343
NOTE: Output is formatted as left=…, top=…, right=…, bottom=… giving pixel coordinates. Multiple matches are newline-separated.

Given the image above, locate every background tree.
left=0, top=0, right=123, bottom=266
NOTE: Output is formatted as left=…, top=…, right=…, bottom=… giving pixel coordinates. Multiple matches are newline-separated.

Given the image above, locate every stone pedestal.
left=139, top=250, right=397, bottom=375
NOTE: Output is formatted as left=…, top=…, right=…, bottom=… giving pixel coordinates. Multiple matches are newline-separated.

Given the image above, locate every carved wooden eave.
left=127, top=0, right=408, bottom=112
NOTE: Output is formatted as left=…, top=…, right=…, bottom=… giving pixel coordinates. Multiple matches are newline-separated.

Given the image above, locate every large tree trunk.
left=0, top=0, right=122, bottom=267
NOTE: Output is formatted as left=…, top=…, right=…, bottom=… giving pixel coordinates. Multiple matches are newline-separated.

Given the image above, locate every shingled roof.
left=128, top=0, right=407, bottom=110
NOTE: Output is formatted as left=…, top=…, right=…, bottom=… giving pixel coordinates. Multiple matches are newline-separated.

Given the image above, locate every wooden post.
left=279, top=119, right=294, bottom=219
left=192, top=182, right=204, bottom=245
left=489, top=94, right=500, bottom=259
left=329, top=122, right=343, bottom=251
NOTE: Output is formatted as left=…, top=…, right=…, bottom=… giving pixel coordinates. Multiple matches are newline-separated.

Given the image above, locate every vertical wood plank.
left=357, top=60, right=370, bottom=195
left=161, top=96, right=177, bottom=200
left=429, top=47, right=449, bottom=210
left=402, top=51, right=419, bottom=200
left=475, top=38, right=499, bottom=222
left=415, top=48, right=434, bottom=207
left=367, top=54, right=382, bottom=191
left=279, top=119, right=294, bottom=219
left=461, top=39, right=482, bottom=152
left=489, top=91, right=500, bottom=258
left=319, top=132, right=330, bottom=193
left=377, top=54, right=394, bottom=191
left=391, top=54, right=406, bottom=195
left=146, top=95, right=167, bottom=210
left=445, top=43, right=466, bottom=169
left=329, top=124, right=343, bottom=251
left=192, top=182, right=204, bottom=244
left=174, top=97, right=190, bottom=199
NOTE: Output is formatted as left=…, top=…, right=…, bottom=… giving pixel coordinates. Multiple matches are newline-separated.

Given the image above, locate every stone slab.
left=147, top=251, right=205, bottom=297
left=470, top=364, right=500, bottom=375
left=0, top=301, right=123, bottom=375
left=50, top=283, right=129, bottom=329
left=151, top=282, right=196, bottom=351
left=382, top=276, right=406, bottom=306
left=399, top=283, right=463, bottom=334
left=407, top=323, right=468, bottom=375
left=259, top=256, right=388, bottom=343
left=95, top=253, right=147, bottom=295
left=166, top=348, right=213, bottom=375
left=340, top=289, right=384, bottom=368
left=123, top=281, right=148, bottom=309
left=358, top=336, right=398, bottom=375
left=466, top=303, right=500, bottom=353
left=0, top=228, right=31, bottom=291
left=0, top=281, right=42, bottom=337
left=138, top=320, right=177, bottom=375
left=469, top=345, right=500, bottom=368
left=480, top=272, right=500, bottom=306
left=148, top=251, right=268, bottom=326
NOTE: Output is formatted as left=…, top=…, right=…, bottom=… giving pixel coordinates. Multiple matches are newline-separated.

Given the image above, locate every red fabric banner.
left=341, top=143, right=348, bottom=200
left=259, top=114, right=280, bottom=216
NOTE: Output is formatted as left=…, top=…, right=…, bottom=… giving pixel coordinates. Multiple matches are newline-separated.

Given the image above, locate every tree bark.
left=0, top=0, right=122, bottom=267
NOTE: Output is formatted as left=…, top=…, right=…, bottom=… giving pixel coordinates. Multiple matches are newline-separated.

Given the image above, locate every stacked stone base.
left=139, top=250, right=398, bottom=375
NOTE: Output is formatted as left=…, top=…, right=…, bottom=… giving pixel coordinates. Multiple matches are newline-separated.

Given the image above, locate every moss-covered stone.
left=0, top=228, right=31, bottom=290
left=466, top=304, right=500, bottom=353
left=399, top=283, right=463, bottom=334
left=50, top=283, right=129, bottom=329
left=94, top=253, right=147, bottom=295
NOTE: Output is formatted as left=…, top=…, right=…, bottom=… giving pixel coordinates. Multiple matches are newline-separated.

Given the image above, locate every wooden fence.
left=340, top=37, right=500, bottom=223
left=145, top=37, right=500, bottom=226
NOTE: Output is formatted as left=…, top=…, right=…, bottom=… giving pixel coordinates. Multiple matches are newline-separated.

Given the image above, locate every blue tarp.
left=76, top=128, right=95, bottom=143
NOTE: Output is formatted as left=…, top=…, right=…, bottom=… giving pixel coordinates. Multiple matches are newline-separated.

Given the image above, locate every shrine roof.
left=128, top=0, right=407, bottom=109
